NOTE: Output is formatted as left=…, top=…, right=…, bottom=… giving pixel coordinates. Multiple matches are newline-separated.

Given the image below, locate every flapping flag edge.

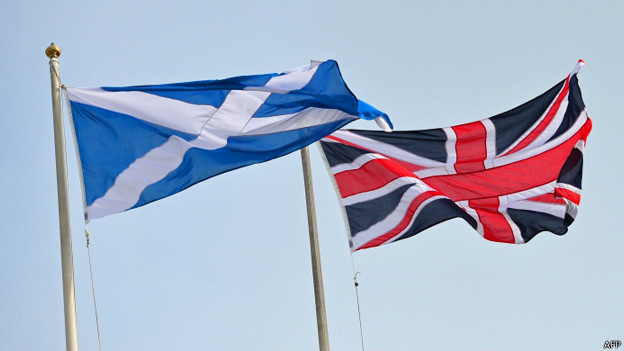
left=318, top=60, right=591, bottom=251
left=66, top=60, right=390, bottom=221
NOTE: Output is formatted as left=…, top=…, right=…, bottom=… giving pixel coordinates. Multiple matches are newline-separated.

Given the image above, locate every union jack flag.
left=319, top=61, right=592, bottom=251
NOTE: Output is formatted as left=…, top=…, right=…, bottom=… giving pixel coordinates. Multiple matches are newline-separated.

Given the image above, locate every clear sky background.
left=1, top=1, right=622, bottom=350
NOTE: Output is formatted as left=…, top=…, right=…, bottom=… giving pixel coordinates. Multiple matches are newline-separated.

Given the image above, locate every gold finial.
left=45, top=42, right=61, bottom=58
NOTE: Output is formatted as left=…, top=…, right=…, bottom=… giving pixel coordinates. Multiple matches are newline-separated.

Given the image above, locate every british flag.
left=319, top=61, right=592, bottom=251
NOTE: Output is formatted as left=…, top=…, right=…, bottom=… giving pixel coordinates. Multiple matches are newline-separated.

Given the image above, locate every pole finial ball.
left=45, top=43, right=61, bottom=58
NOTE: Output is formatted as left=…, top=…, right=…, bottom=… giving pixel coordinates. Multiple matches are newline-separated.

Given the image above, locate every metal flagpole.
left=300, top=146, right=330, bottom=351
left=46, top=43, right=79, bottom=351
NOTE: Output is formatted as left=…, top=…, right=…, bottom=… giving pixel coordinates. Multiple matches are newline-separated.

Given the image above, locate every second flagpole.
left=300, top=146, right=330, bottom=351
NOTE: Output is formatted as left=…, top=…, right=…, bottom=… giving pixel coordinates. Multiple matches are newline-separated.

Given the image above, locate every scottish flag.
left=66, top=60, right=391, bottom=221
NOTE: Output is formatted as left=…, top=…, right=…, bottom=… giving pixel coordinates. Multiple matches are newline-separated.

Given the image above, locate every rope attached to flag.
left=85, top=227, right=103, bottom=351
left=350, top=254, right=365, bottom=351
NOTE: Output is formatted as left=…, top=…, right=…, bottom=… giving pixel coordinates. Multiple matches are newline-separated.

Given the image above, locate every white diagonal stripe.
left=507, top=198, right=566, bottom=219
left=525, top=100, right=569, bottom=150
left=194, top=90, right=271, bottom=149
left=350, top=191, right=444, bottom=250
left=331, top=153, right=388, bottom=174
left=66, top=88, right=217, bottom=135
left=382, top=195, right=446, bottom=246
left=342, top=176, right=429, bottom=206
left=246, top=64, right=319, bottom=93
left=555, top=182, right=581, bottom=195
left=498, top=82, right=567, bottom=156
left=330, top=130, right=445, bottom=169
left=242, top=107, right=356, bottom=136
left=86, top=90, right=270, bottom=220
left=506, top=182, right=556, bottom=203
left=492, top=111, right=588, bottom=167
left=84, top=62, right=348, bottom=220
left=87, top=135, right=192, bottom=219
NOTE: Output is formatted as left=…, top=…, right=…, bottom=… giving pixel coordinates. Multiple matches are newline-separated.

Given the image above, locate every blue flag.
left=67, top=60, right=391, bottom=221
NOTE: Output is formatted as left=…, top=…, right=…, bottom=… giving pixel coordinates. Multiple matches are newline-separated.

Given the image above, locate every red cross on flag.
left=319, top=61, right=591, bottom=251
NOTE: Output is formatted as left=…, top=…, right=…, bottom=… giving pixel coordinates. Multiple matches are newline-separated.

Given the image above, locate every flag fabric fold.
left=67, top=60, right=390, bottom=221
left=319, top=61, right=592, bottom=251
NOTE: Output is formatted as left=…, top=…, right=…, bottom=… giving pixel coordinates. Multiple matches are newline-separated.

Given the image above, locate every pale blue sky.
left=1, top=1, right=622, bottom=350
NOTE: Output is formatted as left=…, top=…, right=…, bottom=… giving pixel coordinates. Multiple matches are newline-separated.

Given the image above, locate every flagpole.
left=46, top=43, right=79, bottom=351
left=300, top=147, right=330, bottom=351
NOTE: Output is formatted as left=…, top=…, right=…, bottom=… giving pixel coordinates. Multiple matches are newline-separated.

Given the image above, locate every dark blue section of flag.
left=320, top=141, right=372, bottom=168
left=550, top=75, right=586, bottom=143
left=490, top=79, right=565, bottom=155
left=133, top=118, right=352, bottom=210
left=101, top=73, right=275, bottom=106
left=255, top=61, right=358, bottom=117
left=354, top=129, right=448, bottom=163
left=393, top=198, right=478, bottom=242
left=558, top=148, right=584, bottom=189
left=507, top=209, right=568, bottom=242
left=346, top=184, right=414, bottom=236
left=70, top=101, right=196, bottom=206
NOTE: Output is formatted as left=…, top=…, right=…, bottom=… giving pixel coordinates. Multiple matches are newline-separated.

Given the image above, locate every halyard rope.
left=350, top=253, right=365, bottom=351
left=60, top=84, right=103, bottom=350
left=85, top=227, right=103, bottom=351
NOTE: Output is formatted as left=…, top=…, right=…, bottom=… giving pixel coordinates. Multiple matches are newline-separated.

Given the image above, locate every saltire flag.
left=319, top=60, right=592, bottom=251
left=66, top=60, right=391, bottom=221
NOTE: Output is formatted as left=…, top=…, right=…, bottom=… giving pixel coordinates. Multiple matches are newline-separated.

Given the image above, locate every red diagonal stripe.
left=555, top=187, right=581, bottom=205
left=504, top=77, right=570, bottom=156
left=334, top=158, right=415, bottom=198
left=527, top=193, right=567, bottom=205
left=357, top=191, right=439, bottom=250
left=423, top=120, right=591, bottom=202
left=325, top=135, right=426, bottom=173
left=453, top=121, right=487, bottom=173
